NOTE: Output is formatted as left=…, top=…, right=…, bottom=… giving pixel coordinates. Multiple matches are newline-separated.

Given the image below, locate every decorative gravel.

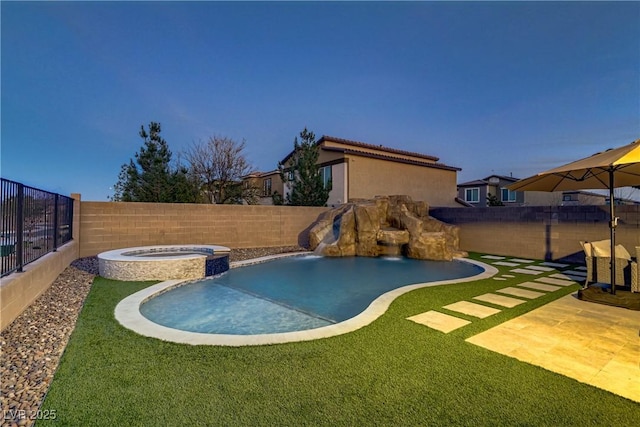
left=0, top=246, right=306, bottom=427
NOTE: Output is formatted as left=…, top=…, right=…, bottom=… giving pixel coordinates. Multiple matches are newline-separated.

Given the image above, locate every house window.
left=501, top=188, right=517, bottom=202
left=562, top=195, right=572, bottom=202
left=287, top=170, right=294, bottom=181
left=465, top=188, right=479, bottom=203
left=263, top=178, right=272, bottom=196
left=319, top=165, right=332, bottom=189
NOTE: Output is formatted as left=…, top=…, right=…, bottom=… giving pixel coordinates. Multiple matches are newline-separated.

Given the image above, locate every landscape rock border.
left=0, top=246, right=303, bottom=427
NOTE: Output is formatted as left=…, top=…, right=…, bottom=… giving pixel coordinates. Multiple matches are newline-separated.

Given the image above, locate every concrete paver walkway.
left=407, top=256, right=639, bottom=402
left=443, top=301, right=501, bottom=318
left=467, top=293, right=640, bottom=403
left=518, top=282, right=562, bottom=292
left=473, top=293, right=526, bottom=308
left=497, top=287, right=546, bottom=299
left=407, top=311, right=471, bottom=333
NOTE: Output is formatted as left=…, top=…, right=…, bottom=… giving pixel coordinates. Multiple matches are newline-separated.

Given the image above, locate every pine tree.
left=111, top=122, right=200, bottom=202
left=278, top=128, right=331, bottom=206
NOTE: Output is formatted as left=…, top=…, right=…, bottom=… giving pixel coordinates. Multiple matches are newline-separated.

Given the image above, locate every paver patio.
left=466, top=293, right=640, bottom=403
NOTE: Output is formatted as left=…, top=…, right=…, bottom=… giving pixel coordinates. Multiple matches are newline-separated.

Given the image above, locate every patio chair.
left=581, top=240, right=634, bottom=289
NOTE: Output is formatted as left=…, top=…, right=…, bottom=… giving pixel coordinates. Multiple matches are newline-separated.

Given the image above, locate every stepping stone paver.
left=540, top=262, right=570, bottom=268
left=493, top=277, right=507, bottom=281
left=509, top=258, right=535, bottom=263
left=481, top=255, right=506, bottom=260
left=535, top=277, right=576, bottom=286
left=518, top=281, right=562, bottom=292
left=568, top=270, right=587, bottom=277
left=473, top=293, right=526, bottom=308
left=502, top=274, right=515, bottom=278
left=497, top=287, right=546, bottom=299
left=406, top=310, right=471, bottom=333
left=511, top=268, right=544, bottom=275
left=493, top=261, right=520, bottom=267
left=549, top=273, right=584, bottom=282
left=443, top=301, right=501, bottom=319
left=524, top=265, right=555, bottom=272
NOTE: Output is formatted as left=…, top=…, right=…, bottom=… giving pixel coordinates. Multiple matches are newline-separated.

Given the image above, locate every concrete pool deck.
left=467, top=293, right=640, bottom=403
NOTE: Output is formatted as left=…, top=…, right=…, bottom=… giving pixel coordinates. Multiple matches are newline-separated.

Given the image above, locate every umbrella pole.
left=609, top=169, right=616, bottom=295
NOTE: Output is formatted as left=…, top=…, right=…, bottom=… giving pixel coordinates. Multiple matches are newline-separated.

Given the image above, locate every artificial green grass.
left=38, top=254, right=640, bottom=426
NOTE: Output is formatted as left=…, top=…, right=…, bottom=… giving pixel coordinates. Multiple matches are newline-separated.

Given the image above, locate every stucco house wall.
left=278, top=135, right=461, bottom=207
left=345, top=155, right=459, bottom=207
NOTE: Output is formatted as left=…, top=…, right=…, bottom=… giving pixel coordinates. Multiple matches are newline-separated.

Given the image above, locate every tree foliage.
left=184, top=136, right=259, bottom=204
left=111, top=122, right=200, bottom=202
left=486, top=193, right=504, bottom=207
left=278, top=128, right=331, bottom=206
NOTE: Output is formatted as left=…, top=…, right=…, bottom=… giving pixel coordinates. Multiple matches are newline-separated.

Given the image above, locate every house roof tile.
left=279, top=134, right=459, bottom=171
left=319, top=135, right=440, bottom=162
left=482, top=174, right=519, bottom=182
left=457, top=179, right=489, bottom=187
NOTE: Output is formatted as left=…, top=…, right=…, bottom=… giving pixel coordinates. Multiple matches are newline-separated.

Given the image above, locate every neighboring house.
left=242, top=170, right=284, bottom=205
left=457, top=174, right=640, bottom=206
left=560, top=190, right=608, bottom=206
left=275, top=135, right=462, bottom=207
left=561, top=190, right=639, bottom=206
left=457, top=175, right=529, bottom=206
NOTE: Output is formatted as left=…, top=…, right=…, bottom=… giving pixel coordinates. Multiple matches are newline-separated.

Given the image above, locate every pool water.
left=140, top=255, right=482, bottom=335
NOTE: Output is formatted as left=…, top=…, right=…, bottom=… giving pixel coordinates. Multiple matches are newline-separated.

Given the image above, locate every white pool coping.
left=114, top=254, right=497, bottom=346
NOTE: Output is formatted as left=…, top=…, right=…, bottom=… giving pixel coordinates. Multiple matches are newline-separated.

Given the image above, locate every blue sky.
left=2, top=1, right=639, bottom=201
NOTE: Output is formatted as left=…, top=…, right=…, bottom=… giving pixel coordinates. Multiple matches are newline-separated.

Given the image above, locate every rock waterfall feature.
left=309, top=195, right=466, bottom=261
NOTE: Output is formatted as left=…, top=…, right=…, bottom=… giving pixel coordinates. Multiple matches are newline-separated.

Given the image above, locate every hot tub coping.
left=98, top=244, right=231, bottom=262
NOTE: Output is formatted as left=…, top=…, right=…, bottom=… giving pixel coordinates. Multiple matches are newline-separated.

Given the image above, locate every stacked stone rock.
left=309, top=195, right=467, bottom=261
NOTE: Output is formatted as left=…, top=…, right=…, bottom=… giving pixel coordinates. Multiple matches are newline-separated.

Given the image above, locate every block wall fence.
left=430, top=205, right=640, bottom=264
left=80, top=202, right=639, bottom=262
left=77, top=201, right=329, bottom=258
left=3, top=198, right=639, bottom=330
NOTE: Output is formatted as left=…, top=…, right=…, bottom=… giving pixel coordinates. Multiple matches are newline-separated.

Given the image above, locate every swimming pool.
left=116, top=254, right=496, bottom=345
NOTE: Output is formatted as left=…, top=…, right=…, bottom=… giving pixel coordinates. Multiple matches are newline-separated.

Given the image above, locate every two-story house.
left=250, top=136, right=462, bottom=207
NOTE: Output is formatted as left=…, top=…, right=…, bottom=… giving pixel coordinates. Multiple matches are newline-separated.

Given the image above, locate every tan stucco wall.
left=346, top=156, right=458, bottom=207
left=317, top=149, right=346, bottom=164
left=523, top=191, right=563, bottom=206
left=259, top=172, right=284, bottom=196
left=328, top=162, right=348, bottom=206
left=78, top=202, right=328, bottom=258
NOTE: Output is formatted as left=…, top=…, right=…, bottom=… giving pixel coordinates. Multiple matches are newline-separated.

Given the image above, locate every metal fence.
left=1, top=178, right=74, bottom=277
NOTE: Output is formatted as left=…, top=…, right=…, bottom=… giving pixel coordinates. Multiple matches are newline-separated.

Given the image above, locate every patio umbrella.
left=507, top=138, right=640, bottom=295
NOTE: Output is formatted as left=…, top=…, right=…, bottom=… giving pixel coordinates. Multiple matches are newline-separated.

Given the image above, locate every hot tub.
left=98, top=245, right=230, bottom=281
